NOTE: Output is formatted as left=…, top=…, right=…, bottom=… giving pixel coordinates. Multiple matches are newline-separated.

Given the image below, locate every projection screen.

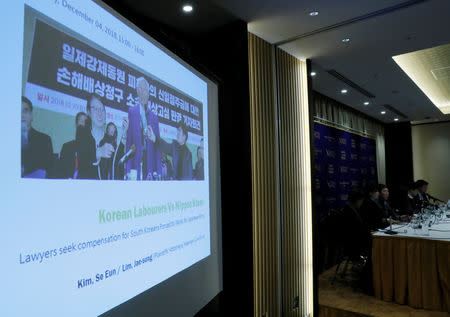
left=0, top=1, right=222, bottom=316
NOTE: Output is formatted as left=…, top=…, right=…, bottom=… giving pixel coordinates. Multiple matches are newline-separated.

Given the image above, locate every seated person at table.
left=376, top=184, right=399, bottom=220
left=148, top=121, right=193, bottom=180
left=341, top=188, right=371, bottom=257
left=416, top=179, right=429, bottom=204
left=21, top=96, right=53, bottom=178
left=401, top=182, right=420, bottom=215
left=342, top=189, right=375, bottom=294
left=58, top=111, right=88, bottom=178
left=361, top=183, right=388, bottom=231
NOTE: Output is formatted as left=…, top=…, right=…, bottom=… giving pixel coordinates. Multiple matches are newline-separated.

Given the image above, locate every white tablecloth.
left=374, top=221, right=450, bottom=240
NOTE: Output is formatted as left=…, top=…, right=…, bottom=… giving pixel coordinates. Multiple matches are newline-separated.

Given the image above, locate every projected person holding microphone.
left=77, top=95, right=110, bottom=179
left=148, top=121, right=193, bottom=180
left=78, top=95, right=128, bottom=179
left=126, top=77, right=161, bottom=180
left=98, top=122, right=126, bottom=180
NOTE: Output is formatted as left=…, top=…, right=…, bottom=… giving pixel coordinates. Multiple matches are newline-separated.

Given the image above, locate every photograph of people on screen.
left=21, top=12, right=205, bottom=181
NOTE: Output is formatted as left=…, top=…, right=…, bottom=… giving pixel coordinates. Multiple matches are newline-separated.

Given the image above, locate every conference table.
left=372, top=221, right=450, bottom=312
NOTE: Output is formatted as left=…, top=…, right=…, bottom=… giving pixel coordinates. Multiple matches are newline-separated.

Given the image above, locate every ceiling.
left=393, top=43, right=450, bottom=114
left=103, top=0, right=237, bottom=34
left=213, top=0, right=450, bottom=123
left=104, top=0, right=450, bottom=123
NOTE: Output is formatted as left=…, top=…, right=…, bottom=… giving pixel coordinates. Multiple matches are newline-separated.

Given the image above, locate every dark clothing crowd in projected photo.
left=21, top=89, right=205, bottom=181
left=21, top=14, right=204, bottom=181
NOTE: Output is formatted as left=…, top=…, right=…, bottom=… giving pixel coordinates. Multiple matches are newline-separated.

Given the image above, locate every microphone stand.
left=112, top=131, right=122, bottom=180
left=427, top=193, right=444, bottom=203
left=384, top=217, right=397, bottom=235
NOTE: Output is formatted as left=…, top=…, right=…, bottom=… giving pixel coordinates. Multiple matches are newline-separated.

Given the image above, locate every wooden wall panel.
left=248, top=33, right=313, bottom=317
left=277, top=49, right=314, bottom=317
left=248, top=33, right=280, bottom=317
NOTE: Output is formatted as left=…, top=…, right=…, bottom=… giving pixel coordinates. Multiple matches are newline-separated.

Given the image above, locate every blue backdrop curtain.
left=312, top=92, right=385, bottom=272
left=313, top=121, right=378, bottom=218
left=313, top=92, right=385, bottom=185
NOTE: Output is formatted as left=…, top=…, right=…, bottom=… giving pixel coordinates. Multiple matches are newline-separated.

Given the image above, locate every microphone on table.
left=424, top=199, right=440, bottom=210
left=426, top=193, right=444, bottom=203
left=384, top=217, right=398, bottom=235
left=119, top=144, right=136, bottom=164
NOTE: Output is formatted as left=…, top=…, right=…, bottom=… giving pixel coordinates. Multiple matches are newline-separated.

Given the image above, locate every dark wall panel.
left=385, top=122, right=413, bottom=207
left=193, top=22, right=254, bottom=317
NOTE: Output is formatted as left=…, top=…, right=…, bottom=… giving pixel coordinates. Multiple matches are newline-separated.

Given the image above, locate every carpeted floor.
left=318, top=263, right=448, bottom=317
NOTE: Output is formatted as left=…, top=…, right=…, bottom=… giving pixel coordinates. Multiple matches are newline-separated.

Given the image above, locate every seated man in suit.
left=148, top=121, right=193, bottom=180
left=416, top=179, right=429, bottom=204
left=377, top=184, right=391, bottom=217
left=21, top=96, right=53, bottom=178
left=341, top=188, right=374, bottom=294
left=341, top=188, right=371, bottom=257
left=401, top=182, right=420, bottom=215
left=377, top=184, right=400, bottom=220
left=361, top=182, right=388, bottom=231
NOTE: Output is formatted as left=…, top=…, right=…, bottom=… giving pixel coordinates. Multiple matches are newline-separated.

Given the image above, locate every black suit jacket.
left=75, top=126, right=98, bottom=179
left=419, top=192, right=429, bottom=203
left=401, top=195, right=419, bottom=215
left=22, top=127, right=53, bottom=177
left=98, top=138, right=125, bottom=180
left=376, top=198, right=399, bottom=219
left=341, top=203, right=371, bottom=257
left=361, top=198, right=388, bottom=231
left=155, top=138, right=193, bottom=180
left=193, top=158, right=204, bottom=180
left=58, top=140, right=77, bottom=179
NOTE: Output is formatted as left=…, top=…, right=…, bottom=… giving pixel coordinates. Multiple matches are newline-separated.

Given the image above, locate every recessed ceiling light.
left=364, top=101, right=370, bottom=105
left=182, top=4, right=193, bottom=13
left=309, top=11, right=319, bottom=16
left=342, top=38, right=350, bottom=43
left=394, top=118, right=399, bottom=121
left=381, top=111, right=386, bottom=114
left=310, top=72, right=316, bottom=76
left=341, top=89, right=348, bottom=94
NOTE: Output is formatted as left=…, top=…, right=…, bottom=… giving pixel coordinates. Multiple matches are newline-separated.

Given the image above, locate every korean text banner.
left=27, top=19, right=203, bottom=137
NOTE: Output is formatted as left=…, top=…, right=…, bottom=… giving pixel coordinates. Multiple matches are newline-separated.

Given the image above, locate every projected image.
left=22, top=13, right=204, bottom=181
left=7, top=3, right=217, bottom=316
